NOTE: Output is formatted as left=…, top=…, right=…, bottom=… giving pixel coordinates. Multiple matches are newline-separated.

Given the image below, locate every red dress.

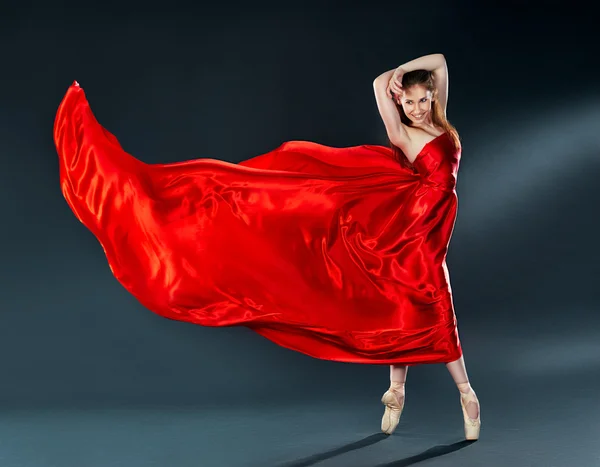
left=54, top=82, right=463, bottom=365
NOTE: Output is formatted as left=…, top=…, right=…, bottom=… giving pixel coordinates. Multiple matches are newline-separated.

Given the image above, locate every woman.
left=54, top=53, right=480, bottom=440
left=372, top=53, right=480, bottom=440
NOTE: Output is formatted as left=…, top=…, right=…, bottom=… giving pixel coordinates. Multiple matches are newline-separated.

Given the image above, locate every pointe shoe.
left=381, top=385, right=405, bottom=435
left=460, top=388, right=481, bottom=440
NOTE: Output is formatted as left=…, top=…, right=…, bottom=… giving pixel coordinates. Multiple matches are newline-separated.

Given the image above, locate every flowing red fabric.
left=54, top=82, right=463, bottom=365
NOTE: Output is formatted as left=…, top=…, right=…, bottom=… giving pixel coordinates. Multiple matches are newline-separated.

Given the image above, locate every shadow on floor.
left=374, top=440, right=475, bottom=466
left=277, top=434, right=474, bottom=467
left=277, top=433, right=387, bottom=467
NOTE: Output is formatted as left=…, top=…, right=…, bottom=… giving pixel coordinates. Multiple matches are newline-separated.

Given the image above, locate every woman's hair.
left=390, top=69, right=460, bottom=165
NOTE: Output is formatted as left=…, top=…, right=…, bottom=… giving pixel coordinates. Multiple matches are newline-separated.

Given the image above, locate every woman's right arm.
left=373, top=70, right=409, bottom=148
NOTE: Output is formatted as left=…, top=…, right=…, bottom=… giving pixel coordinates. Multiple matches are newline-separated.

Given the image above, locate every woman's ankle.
left=457, top=382, right=479, bottom=419
left=390, top=381, right=406, bottom=393
left=457, top=382, right=472, bottom=394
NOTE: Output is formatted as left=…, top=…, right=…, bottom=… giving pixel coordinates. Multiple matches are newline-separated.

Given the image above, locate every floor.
left=2, top=327, right=598, bottom=467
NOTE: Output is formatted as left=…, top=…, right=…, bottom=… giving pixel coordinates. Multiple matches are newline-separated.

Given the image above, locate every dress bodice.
left=412, top=132, right=461, bottom=192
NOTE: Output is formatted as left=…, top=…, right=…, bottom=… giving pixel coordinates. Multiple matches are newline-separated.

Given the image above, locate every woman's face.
left=397, top=85, right=434, bottom=124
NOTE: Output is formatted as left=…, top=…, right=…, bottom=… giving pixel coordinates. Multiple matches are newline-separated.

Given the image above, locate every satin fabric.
left=54, top=82, right=463, bottom=365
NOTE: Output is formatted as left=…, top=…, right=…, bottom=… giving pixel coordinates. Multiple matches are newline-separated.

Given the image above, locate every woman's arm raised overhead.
left=373, top=69, right=409, bottom=148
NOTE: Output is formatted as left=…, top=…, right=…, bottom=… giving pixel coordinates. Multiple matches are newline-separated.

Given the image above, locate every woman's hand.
left=387, top=67, right=405, bottom=100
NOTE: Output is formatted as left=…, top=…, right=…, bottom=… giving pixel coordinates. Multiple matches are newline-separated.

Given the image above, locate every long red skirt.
left=54, top=82, right=462, bottom=365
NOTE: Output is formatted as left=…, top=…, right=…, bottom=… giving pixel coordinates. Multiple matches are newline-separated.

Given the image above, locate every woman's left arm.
left=395, top=53, right=449, bottom=116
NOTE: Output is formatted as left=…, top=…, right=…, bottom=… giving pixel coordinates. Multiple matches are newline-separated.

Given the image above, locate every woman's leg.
left=390, top=364, right=408, bottom=386
left=389, top=364, right=407, bottom=403
left=447, top=355, right=480, bottom=440
left=446, top=356, right=479, bottom=419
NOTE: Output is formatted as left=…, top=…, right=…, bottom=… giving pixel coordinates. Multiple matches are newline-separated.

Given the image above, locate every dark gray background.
left=1, top=2, right=599, bottom=466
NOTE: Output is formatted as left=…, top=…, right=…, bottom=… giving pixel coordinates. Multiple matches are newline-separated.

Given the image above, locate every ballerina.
left=54, top=53, right=479, bottom=440
left=373, top=53, right=480, bottom=439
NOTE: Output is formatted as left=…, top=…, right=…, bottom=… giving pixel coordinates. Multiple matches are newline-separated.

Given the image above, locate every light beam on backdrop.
left=457, top=97, right=600, bottom=237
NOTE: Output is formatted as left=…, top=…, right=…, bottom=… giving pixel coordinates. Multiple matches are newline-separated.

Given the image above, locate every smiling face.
left=398, top=85, right=434, bottom=124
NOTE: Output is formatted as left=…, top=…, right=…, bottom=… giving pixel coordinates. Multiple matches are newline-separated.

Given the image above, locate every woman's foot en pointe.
left=381, top=382, right=405, bottom=435
left=458, top=383, right=481, bottom=440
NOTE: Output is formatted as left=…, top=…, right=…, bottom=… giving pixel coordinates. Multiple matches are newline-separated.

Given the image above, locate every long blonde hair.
left=390, top=69, right=460, bottom=164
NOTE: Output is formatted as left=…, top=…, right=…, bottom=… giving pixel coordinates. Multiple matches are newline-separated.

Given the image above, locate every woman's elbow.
left=373, top=74, right=389, bottom=89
